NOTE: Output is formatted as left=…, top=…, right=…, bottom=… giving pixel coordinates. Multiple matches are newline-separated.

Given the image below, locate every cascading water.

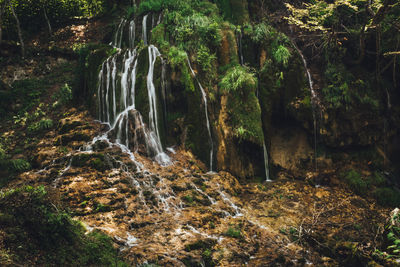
left=113, top=19, right=127, bottom=48
left=129, top=20, right=135, bottom=49
left=142, top=14, right=148, bottom=46
left=46, top=16, right=286, bottom=256
left=292, top=41, right=318, bottom=173
left=237, top=28, right=244, bottom=65
left=187, top=57, right=214, bottom=171
left=96, top=47, right=171, bottom=166
left=263, top=141, right=271, bottom=181
left=161, top=59, right=168, bottom=132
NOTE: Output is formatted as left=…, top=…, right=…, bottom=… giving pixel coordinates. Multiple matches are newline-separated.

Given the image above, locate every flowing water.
left=113, top=19, right=127, bottom=48
left=96, top=47, right=171, bottom=166
left=237, top=28, right=244, bottom=65
left=142, top=14, right=148, bottom=46
left=263, top=141, right=271, bottom=181
left=187, top=57, right=214, bottom=171
left=292, top=41, right=318, bottom=173
left=129, top=20, right=135, bottom=49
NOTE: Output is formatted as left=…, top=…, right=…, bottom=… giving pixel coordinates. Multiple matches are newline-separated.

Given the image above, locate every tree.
left=8, top=0, right=24, bottom=58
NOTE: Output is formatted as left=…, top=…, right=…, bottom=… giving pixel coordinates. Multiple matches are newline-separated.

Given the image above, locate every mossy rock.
left=76, top=44, right=116, bottom=115
left=71, top=153, right=110, bottom=171
left=55, top=131, right=92, bottom=145
left=58, top=119, right=84, bottom=134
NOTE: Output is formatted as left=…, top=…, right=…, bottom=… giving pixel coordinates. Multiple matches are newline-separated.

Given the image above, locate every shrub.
left=343, top=169, right=367, bottom=196
left=375, top=188, right=400, bottom=207
left=196, top=45, right=217, bottom=72
left=219, top=65, right=256, bottom=93
left=0, top=186, right=128, bottom=266
left=28, top=118, right=53, bottom=133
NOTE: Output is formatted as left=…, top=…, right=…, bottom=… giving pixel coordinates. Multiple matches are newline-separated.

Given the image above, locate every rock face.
left=270, top=126, right=313, bottom=174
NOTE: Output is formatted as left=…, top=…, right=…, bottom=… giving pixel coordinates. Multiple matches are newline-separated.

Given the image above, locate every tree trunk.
left=9, top=1, right=24, bottom=58
left=0, top=1, right=6, bottom=45
left=43, top=6, right=52, bottom=35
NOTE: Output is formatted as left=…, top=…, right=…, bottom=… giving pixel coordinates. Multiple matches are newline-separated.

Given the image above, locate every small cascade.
left=142, top=14, right=148, bottom=46
left=161, top=59, right=168, bottom=132
left=263, top=141, right=271, bottom=182
left=237, top=28, right=244, bottom=65
left=113, top=19, right=127, bottom=48
left=187, top=57, right=214, bottom=171
left=146, top=45, right=171, bottom=165
left=292, top=41, right=318, bottom=172
left=129, top=20, right=135, bottom=49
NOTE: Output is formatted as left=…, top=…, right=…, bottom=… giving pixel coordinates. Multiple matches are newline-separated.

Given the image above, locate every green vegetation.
left=220, top=65, right=264, bottom=144
left=343, top=169, right=368, bottom=196
left=0, top=186, right=127, bottom=266
left=225, top=226, right=241, bottom=238
left=52, top=83, right=73, bottom=108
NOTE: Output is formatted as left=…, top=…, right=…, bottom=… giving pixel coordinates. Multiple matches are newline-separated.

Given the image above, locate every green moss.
left=220, top=65, right=264, bottom=145
left=183, top=194, right=194, bottom=204
left=71, top=153, right=108, bottom=171
left=225, top=226, right=241, bottom=238
left=76, top=43, right=116, bottom=113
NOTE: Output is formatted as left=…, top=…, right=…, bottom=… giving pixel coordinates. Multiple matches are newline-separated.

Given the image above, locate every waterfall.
left=263, top=141, right=271, bottom=181
left=187, top=57, right=214, bottom=171
left=146, top=45, right=171, bottom=165
left=292, top=41, right=318, bottom=173
left=237, top=28, right=244, bottom=65
left=129, top=20, right=135, bottom=49
left=113, top=19, right=127, bottom=48
left=161, top=59, right=168, bottom=132
left=96, top=47, right=171, bottom=166
left=142, top=15, right=148, bottom=46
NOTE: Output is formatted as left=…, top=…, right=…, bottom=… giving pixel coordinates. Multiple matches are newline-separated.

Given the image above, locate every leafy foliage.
left=322, top=63, right=379, bottom=110
left=2, top=0, right=109, bottom=40
left=27, top=118, right=53, bottom=133
left=219, top=65, right=256, bottom=92
left=9, top=159, right=31, bottom=172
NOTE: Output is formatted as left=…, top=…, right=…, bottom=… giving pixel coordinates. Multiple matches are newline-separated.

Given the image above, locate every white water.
left=142, top=14, right=148, bottom=46
left=147, top=45, right=171, bottom=165
left=96, top=47, right=171, bottom=166
left=113, top=19, right=127, bottom=48
left=263, top=141, right=271, bottom=181
left=237, top=29, right=244, bottom=65
left=129, top=20, right=135, bottom=49
left=187, top=57, right=214, bottom=171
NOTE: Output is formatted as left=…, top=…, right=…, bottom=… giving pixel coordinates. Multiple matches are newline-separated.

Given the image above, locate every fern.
left=273, top=45, right=291, bottom=66
left=28, top=118, right=53, bottom=133
left=219, top=65, right=256, bottom=92
left=10, top=159, right=31, bottom=172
